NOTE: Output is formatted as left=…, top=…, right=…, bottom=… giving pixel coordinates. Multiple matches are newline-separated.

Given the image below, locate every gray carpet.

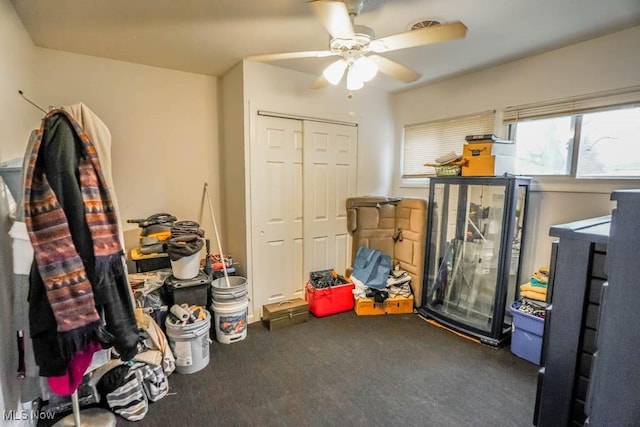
left=116, top=311, right=538, bottom=427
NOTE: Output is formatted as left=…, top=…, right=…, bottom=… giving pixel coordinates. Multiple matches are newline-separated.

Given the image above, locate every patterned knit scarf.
left=24, top=110, right=124, bottom=351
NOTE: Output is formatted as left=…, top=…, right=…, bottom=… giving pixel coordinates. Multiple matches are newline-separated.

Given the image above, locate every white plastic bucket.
left=211, top=276, right=249, bottom=302
left=211, top=298, right=248, bottom=344
left=170, top=252, right=201, bottom=280
left=165, top=311, right=211, bottom=374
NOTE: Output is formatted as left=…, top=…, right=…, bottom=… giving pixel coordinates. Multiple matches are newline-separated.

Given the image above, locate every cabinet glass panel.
left=426, top=183, right=506, bottom=331
left=504, top=185, right=528, bottom=324
left=421, top=176, right=530, bottom=345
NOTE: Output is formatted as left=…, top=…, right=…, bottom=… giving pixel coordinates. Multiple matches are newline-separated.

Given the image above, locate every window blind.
left=503, top=85, right=640, bottom=123
left=402, top=111, right=495, bottom=178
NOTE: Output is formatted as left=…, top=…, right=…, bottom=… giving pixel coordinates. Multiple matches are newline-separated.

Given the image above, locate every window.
left=403, top=111, right=495, bottom=178
left=504, top=86, right=640, bottom=178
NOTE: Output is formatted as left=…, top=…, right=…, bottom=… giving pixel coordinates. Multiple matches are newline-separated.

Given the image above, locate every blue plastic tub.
left=510, top=301, right=545, bottom=365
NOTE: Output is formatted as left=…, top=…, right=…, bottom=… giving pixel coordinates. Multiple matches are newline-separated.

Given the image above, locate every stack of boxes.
left=462, top=134, right=516, bottom=176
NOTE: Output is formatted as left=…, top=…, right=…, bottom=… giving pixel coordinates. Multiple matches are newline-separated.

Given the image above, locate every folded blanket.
left=530, top=277, right=548, bottom=287
left=520, top=283, right=547, bottom=295
left=521, top=290, right=547, bottom=302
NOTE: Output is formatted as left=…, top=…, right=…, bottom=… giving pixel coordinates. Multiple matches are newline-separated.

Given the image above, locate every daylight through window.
left=504, top=86, right=640, bottom=178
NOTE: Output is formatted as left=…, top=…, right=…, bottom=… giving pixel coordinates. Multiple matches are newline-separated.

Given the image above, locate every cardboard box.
left=262, top=298, right=309, bottom=331
left=305, top=282, right=355, bottom=317
left=384, top=295, right=415, bottom=314
left=463, top=141, right=516, bottom=158
left=354, top=298, right=386, bottom=315
left=355, top=294, right=414, bottom=316
left=462, top=155, right=515, bottom=176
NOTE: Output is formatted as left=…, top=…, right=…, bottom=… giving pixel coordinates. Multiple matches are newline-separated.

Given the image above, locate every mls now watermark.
left=3, top=409, right=56, bottom=421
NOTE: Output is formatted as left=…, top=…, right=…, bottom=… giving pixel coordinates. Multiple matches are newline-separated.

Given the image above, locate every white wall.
left=33, top=49, right=221, bottom=252
left=0, top=0, right=39, bottom=416
left=243, top=61, right=395, bottom=197
left=392, top=26, right=640, bottom=279
left=220, top=62, right=246, bottom=278
left=0, top=0, right=41, bottom=161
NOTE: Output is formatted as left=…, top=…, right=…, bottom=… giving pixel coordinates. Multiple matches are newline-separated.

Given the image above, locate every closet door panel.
left=252, top=116, right=357, bottom=317
left=303, top=121, right=358, bottom=278
left=252, top=116, right=304, bottom=312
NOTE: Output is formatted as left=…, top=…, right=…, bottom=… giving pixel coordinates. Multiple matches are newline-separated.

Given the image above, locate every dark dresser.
left=534, top=215, right=610, bottom=426
left=536, top=189, right=640, bottom=426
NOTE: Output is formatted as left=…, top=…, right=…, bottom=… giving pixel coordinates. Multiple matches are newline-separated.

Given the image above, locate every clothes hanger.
left=18, top=90, right=47, bottom=114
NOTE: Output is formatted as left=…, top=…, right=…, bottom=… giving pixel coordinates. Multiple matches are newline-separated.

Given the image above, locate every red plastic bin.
left=305, top=282, right=355, bottom=317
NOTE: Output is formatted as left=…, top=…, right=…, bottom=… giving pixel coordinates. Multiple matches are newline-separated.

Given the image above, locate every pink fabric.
left=47, top=342, right=102, bottom=395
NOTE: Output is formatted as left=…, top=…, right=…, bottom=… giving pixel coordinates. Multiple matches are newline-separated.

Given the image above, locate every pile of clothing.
left=520, top=266, right=549, bottom=302
left=92, top=309, right=175, bottom=421
left=352, top=267, right=413, bottom=302
left=166, top=220, right=205, bottom=263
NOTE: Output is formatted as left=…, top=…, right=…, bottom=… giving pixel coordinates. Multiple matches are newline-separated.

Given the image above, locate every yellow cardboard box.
left=462, top=155, right=515, bottom=176
left=463, top=141, right=516, bottom=158
left=354, top=294, right=414, bottom=315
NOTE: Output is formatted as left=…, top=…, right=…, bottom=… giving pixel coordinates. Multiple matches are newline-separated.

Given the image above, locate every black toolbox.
left=165, top=272, right=211, bottom=307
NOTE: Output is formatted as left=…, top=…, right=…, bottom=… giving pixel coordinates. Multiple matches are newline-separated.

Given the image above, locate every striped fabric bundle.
left=106, top=367, right=148, bottom=421
left=23, top=110, right=125, bottom=352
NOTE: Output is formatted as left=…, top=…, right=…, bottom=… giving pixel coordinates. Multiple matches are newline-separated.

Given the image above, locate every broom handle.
left=204, top=183, right=231, bottom=288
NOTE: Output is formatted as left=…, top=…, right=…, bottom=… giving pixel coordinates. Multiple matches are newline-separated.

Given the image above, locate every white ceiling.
left=11, top=0, right=640, bottom=92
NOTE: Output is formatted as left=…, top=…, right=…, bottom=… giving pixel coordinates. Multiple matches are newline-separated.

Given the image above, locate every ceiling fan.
left=246, top=0, right=467, bottom=91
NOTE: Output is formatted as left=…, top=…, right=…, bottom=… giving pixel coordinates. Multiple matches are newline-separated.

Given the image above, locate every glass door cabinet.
left=419, top=176, right=530, bottom=346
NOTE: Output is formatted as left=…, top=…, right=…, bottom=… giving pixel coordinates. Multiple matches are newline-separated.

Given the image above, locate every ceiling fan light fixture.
left=352, top=56, right=378, bottom=82
left=323, top=59, right=348, bottom=85
left=346, top=66, right=364, bottom=91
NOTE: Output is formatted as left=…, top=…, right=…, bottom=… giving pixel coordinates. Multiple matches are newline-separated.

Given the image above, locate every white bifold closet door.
left=251, top=115, right=357, bottom=315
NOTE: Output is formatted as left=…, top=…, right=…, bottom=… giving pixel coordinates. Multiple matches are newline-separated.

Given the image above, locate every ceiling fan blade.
left=371, top=21, right=467, bottom=53
left=370, top=55, right=421, bottom=83
left=309, top=0, right=355, bottom=40
left=246, top=50, right=335, bottom=62
left=311, top=75, right=329, bottom=89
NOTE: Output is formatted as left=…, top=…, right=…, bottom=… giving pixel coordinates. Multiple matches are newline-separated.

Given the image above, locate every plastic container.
left=165, top=311, right=211, bottom=374
left=211, top=276, right=249, bottom=302
left=165, top=273, right=211, bottom=307
left=211, top=298, right=248, bottom=344
left=510, top=301, right=545, bottom=365
left=170, top=252, right=201, bottom=279
left=305, top=282, right=355, bottom=317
